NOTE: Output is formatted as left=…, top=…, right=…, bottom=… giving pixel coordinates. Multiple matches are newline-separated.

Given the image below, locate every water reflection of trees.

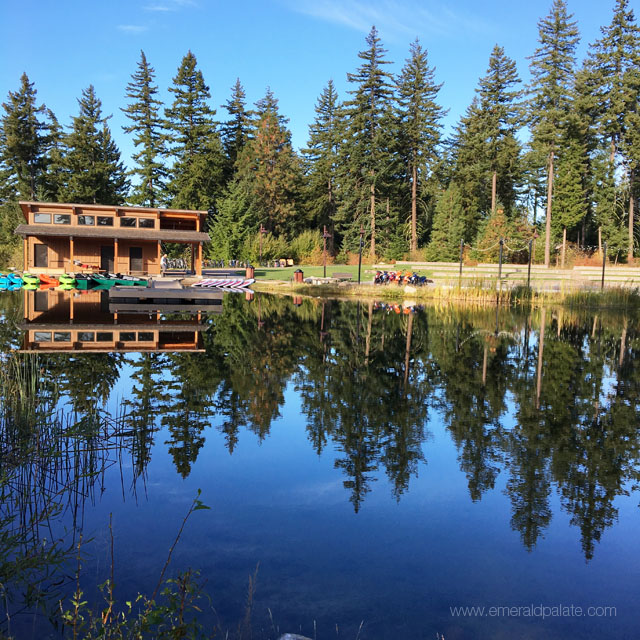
left=5, top=290, right=640, bottom=560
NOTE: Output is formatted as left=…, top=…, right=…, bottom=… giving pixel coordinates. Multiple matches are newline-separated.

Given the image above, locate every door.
left=129, top=246, right=143, bottom=273
left=101, top=246, right=114, bottom=272
left=34, top=243, right=48, bottom=268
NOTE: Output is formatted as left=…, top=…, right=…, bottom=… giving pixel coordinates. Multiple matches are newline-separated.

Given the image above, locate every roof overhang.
left=14, top=224, right=210, bottom=243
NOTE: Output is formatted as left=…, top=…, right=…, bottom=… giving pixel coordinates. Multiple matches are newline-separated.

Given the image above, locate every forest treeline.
left=1, top=0, right=639, bottom=266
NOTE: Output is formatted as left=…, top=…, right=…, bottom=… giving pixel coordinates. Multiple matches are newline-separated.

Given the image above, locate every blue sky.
left=0, top=0, right=633, bottom=167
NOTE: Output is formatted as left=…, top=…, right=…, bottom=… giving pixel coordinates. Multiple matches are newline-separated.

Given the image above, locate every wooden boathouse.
left=15, top=201, right=209, bottom=275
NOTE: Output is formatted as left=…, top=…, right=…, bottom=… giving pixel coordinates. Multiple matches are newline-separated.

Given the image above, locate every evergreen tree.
left=339, top=26, right=395, bottom=257
left=454, top=45, right=522, bottom=234
left=527, top=0, right=580, bottom=266
left=302, top=80, right=341, bottom=233
left=477, top=45, right=522, bottom=214
left=552, top=121, right=587, bottom=265
left=220, top=78, right=250, bottom=180
left=62, top=85, right=129, bottom=205
left=121, top=50, right=167, bottom=207
left=424, top=183, right=466, bottom=261
left=395, top=39, right=445, bottom=253
left=207, top=179, right=254, bottom=260
left=0, top=73, right=56, bottom=201
left=584, top=0, right=640, bottom=260
left=235, top=88, right=302, bottom=235
left=165, top=51, right=225, bottom=209
left=451, top=97, right=491, bottom=240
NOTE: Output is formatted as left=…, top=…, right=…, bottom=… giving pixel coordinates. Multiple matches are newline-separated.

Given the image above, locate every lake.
left=1, top=289, right=638, bottom=639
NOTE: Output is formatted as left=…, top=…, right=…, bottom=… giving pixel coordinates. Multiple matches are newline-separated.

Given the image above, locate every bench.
left=331, top=272, right=353, bottom=281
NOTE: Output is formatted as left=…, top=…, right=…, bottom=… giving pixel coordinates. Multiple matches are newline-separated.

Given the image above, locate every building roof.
left=19, top=201, right=207, bottom=221
left=14, top=224, right=210, bottom=243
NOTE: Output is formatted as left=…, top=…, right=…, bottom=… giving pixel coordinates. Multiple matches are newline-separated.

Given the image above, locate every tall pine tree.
left=302, top=79, right=341, bottom=234
left=340, top=26, right=395, bottom=257
left=165, top=51, right=225, bottom=209
left=527, top=0, right=580, bottom=266
left=235, top=88, right=302, bottom=235
left=395, top=39, right=445, bottom=253
left=62, top=85, right=129, bottom=204
left=220, top=78, right=250, bottom=181
left=584, top=0, right=640, bottom=261
left=122, top=50, right=167, bottom=207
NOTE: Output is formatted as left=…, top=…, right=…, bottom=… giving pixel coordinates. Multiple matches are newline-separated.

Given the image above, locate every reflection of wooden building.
left=16, top=201, right=209, bottom=275
left=20, top=290, right=211, bottom=353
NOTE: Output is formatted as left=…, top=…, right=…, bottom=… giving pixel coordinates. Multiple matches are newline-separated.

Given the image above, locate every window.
left=120, top=217, right=137, bottom=227
left=53, top=332, right=71, bottom=342
left=34, top=332, right=52, bottom=342
left=78, top=332, right=95, bottom=342
left=120, top=332, right=136, bottom=342
left=34, top=213, right=51, bottom=223
left=77, top=215, right=95, bottom=225
left=97, top=216, right=114, bottom=226
left=138, top=332, right=154, bottom=342
left=96, top=332, right=113, bottom=342
left=54, top=214, right=71, bottom=224
left=138, top=218, right=155, bottom=228
left=34, top=244, right=48, bottom=268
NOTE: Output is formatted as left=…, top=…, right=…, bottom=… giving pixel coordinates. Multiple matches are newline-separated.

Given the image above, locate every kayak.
left=22, top=272, right=40, bottom=285
left=39, top=274, right=60, bottom=286
left=192, top=278, right=255, bottom=289
left=59, top=273, right=76, bottom=286
left=74, top=274, right=96, bottom=290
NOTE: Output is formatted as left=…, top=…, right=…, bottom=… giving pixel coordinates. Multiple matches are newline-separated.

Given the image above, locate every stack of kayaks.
left=0, top=272, right=148, bottom=292
left=192, top=278, right=255, bottom=290
left=0, top=272, right=23, bottom=291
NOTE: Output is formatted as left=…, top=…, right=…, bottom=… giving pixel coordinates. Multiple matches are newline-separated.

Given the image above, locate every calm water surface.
left=1, top=290, right=639, bottom=639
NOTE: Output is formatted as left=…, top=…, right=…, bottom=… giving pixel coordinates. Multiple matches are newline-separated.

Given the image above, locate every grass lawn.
left=253, top=264, right=374, bottom=281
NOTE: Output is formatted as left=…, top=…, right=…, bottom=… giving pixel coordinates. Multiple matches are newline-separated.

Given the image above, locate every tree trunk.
left=491, top=170, right=497, bottom=213
left=561, top=226, right=566, bottom=268
left=628, top=169, right=635, bottom=264
left=544, top=151, right=554, bottom=268
left=403, top=312, right=413, bottom=394
left=598, top=226, right=602, bottom=254
left=411, top=163, right=417, bottom=253
left=536, top=307, right=546, bottom=409
left=370, top=177, right=376, bottom=258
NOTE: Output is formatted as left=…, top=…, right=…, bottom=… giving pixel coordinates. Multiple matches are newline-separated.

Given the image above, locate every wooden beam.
left=23, top=237, right=28, bottom=270
left=114, top=238, right=118, bottom=273
left=69, top=236, right=74, bottom=272
left=196, top=242, right=202, bottom=275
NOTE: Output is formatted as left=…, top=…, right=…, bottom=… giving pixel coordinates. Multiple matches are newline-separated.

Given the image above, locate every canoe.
left=74, top=274, right=95, bottom=290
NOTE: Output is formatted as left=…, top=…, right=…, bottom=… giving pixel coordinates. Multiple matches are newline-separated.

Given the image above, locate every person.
left=160, top=254, right=168, bottom=277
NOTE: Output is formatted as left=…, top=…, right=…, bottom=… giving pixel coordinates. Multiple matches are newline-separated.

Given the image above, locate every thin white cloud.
left=144, top=0, right=197, bottom=11
left=285, top=0, right=491, bottom=41
left=118, top=24, right=149, bottom=33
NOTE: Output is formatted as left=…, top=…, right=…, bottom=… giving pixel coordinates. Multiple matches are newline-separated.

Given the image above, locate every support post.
left=527, top=239, right=533, bottom=289
left=196, top=242, right=202, bottom=275
left=114, top=238, right=118, bottom=274
left=157, top=240, right=161, bottom=275
left=23, top=238, right=28, bottom=270
left=190, top=243, right=195, bottom=274
left=498, top=238, right=504, bottom=281
left=69, top=236, right=74, bottom=273
left=601, top=242, right=607, bottom=291
left=458, top=238, right=464, bottom=287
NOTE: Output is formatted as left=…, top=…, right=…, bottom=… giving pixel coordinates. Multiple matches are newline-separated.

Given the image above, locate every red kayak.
left=39, top=274, right=60, bottom=286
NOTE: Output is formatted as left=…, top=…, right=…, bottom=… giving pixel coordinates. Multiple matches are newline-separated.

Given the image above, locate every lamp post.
left=358, top=225, right=365, bottom=285
left=259, top=224, right=267, bottom=265
left=323, top=225, right=332, bottom=278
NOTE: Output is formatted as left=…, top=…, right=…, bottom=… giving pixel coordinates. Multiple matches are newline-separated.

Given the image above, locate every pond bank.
left=252, top=278, right=640, bottom=311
